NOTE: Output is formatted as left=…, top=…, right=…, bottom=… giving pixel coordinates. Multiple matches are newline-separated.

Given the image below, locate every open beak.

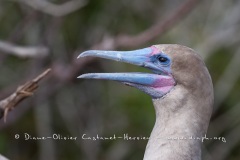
left=77, top=47, right=175, bottom=98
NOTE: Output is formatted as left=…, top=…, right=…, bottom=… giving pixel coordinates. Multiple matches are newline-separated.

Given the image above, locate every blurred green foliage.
left=0, top=0, right=240, bottom=160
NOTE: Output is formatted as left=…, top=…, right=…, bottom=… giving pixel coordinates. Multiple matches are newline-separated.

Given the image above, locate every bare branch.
left=55, top=0, right=201, bottom=82
left=0, top=68, right=51, bottom=122
left=0, top=40, right=49, bottom=58
left=209, top=123, right=240, bottom=160
left=0, top=154, right=9, bottom=160
left=197, top=25, right=240, bottom=60
left=214, top=48, right=240, bottom=109
left=14, top=0, right=88, bottom=17
left=114, top=0, right=200, bottom=48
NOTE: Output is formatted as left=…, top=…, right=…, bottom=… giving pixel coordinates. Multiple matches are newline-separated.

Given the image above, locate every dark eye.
left=158, top=56, right=168, bottom=62
left=153, top=53, right=171, bottom=66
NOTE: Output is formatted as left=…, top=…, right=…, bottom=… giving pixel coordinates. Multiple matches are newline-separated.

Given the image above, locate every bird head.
left=78, top=44, right=212, bottom=99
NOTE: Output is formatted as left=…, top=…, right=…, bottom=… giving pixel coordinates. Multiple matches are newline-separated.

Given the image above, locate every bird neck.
left=143, top=85, right=213, bottom=160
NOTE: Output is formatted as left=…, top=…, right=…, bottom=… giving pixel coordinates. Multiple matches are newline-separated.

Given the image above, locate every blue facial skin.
left=149, top=53, right=172, bottom=74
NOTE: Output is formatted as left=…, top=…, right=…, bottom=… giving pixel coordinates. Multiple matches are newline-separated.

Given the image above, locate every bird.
left=78, top=44, right=214, bottom=160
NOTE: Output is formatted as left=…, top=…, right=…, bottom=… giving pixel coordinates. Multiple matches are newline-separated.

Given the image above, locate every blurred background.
left=0, top=0, right=240, bottom=159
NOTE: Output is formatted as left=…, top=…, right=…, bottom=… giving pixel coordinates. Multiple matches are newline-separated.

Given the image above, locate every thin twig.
left=0, top=68, right=51, bottom=122
left=14, top=0, right=88, bottom=17
left=0, top=40, right=49, bottom=58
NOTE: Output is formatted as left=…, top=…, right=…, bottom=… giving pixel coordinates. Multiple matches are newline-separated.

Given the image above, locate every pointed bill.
left=78, top=72, right=175, bottom=98
left=78, top=72, right=174, bottom=88
left=78, top=47, right=160, bottom=72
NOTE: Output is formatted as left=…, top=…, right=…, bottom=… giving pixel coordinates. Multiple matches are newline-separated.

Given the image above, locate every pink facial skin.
left=153, top=75, right=175, bottom=93
left=149, top=46, right=176, bottom=95
left=150, top=46, right=160, bottom=55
